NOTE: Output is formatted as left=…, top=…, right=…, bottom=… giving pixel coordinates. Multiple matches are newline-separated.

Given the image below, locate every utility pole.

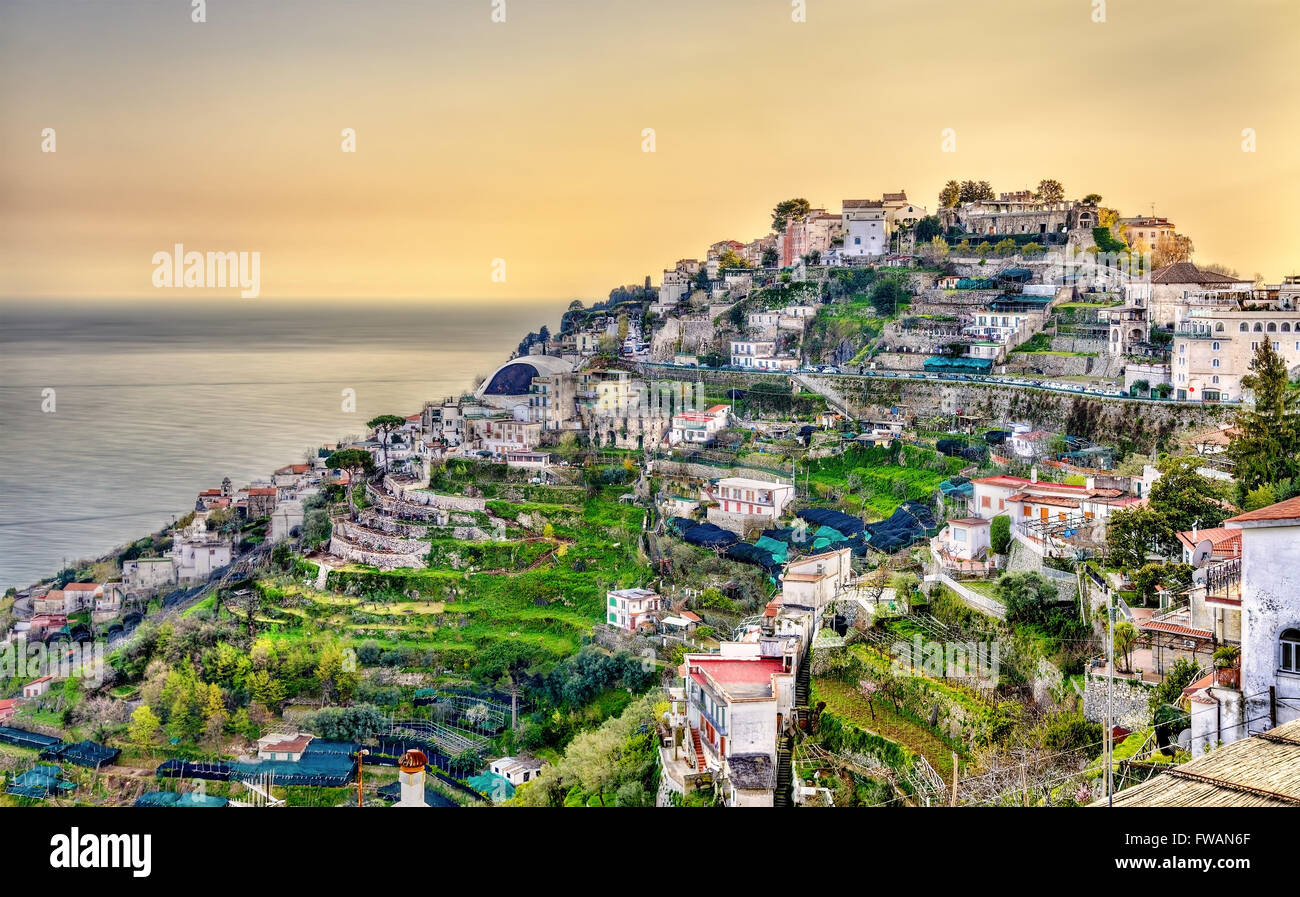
left=1106, top=602, right=1115, bottom=806
left=355, top=748, right=370, bottom=807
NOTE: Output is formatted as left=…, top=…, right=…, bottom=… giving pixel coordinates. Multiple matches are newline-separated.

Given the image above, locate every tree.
left=366, top=414, right=407, bottom=470
left=761, top=246, right=779, bottom=267
left=1113, top=621, right=1139, bottom=672
left=1147, top=455, right=1228, bottom=533
left=1034, top=179, right=1065, bottom=203
left=771, top=198, right=812, bottom=234
left=1106, top=505, right=1174, bottom=567
left=996, top=573, right=1059, bottom=628
left=959, top=180, right=995, bottom=203
left=868, top=278, right=908, bottom=316
left=1228, top=339, right=1300, bottom=492
left=325, top=449, right=375, bottom=519
left=717, top=248, right=750, bottom=270
left=914, top=215, right=943, bottom=242
left=1152, top=233, right=1194, bottom=268
left=1243, top=484, right=1278, bottom=511
left=1131, top=379, right=1150, bottom=396
left=939, top=180, right=962, bottom=208
left=989, top=515, right=1011, bottom=555
left=129, top=705, right=162, bottom=748
left=1081, top=193, right=1103, bottom=204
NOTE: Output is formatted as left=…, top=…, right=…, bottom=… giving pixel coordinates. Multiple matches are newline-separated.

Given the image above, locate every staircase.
left=689, top=727, right=706, bottom=772
left=796, top=654, right=811, bottom=708
left=774, top=734, right=794, bottom=807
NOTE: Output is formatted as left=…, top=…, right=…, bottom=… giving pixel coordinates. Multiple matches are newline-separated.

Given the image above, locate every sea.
left=0, top=298, right=564, bottom=591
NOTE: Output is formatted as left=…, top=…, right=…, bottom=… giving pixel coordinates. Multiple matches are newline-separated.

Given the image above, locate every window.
left=1179, top=344, right=1185, bottom=354
left=1254, top=322, right=1264, bottom=332
left=1213, top=358, right=1220, bottom=368
left=1281, top=629, right=1300, bottom=673
left=1215, top=322, right=1225, bottom=332
left=1212, top=375, right=1220, bottom=384
left=1283, top=322, right=1292, bottom=332
left=1240, top=322, right=1249, bottom=332
left=1275, top=342, right=1281, bottom=351
left=1212, top=342, right=1220, bottom=351
left=1268, top=322, right=1278, bottom=332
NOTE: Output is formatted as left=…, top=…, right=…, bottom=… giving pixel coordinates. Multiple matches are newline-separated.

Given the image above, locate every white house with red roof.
left=1184, top=496, right=1300, bottom=756
left=680, top=641, right=796, bottom=806
left=667, top=404, right=730, bottom=446
left=780, top=547, right=853, bottom=610
left=0, top=699, right=16, bottom=723
left=605, top=588, right=661, bottom=633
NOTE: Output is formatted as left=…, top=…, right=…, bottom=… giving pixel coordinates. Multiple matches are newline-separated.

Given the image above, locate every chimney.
left=396, top=750, right=429, bottom=807
left=1030, top=466, right=1038, bottom=484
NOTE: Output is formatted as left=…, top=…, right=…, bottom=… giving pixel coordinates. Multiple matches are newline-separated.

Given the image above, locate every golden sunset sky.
left=1, top=0, right=1297, bottom=301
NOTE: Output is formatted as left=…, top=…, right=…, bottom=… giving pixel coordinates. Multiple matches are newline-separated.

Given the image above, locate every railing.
left=1205, top=556, right=1242, bottom=602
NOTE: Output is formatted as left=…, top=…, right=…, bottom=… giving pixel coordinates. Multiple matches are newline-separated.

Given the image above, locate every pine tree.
left=1228, top=340, right=1300, bottom=491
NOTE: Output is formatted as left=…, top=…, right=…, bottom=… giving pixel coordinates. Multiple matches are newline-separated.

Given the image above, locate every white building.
left=489, top=756, right=545, bottom=787
left=668, top=404, right=730, bottom=446
left=706, top=477, right=795, bottom=522
left=841, top=199, right=887, bottom=258
left=779, top=547, right=853, bottom=610
left=122, top=557, right=178, bottom=593
left=682, top=641, right=797, bottom=806
left=606, top=587, right=661, bottom=633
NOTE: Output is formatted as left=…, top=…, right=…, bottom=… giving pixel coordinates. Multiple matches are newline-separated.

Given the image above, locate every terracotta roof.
left=261, top=735, right=312, bottom=754
left=248, top=487, right=277, bottom=496
left=1175, top=527, right=1243, bottom=552
left=1139, top=619, right=1214, bottom=640
left=842, top=199, right=884, bottom=210
left=882, top=191, right=908, bottom=202
left=63, top=582, right=98, bottom=591
left=1149, top=262, right=1239, bottom=285
left=1226, top=496, right=1300, bottom=525
left=973, top=475, right=1032, bottom=488
left=948, top=517, right=990, bottom=526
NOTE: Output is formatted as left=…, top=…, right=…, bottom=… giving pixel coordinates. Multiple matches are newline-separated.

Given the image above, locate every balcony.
left=1203, top=556, right=1242, bottom=606
left=1173, top=329, right=1219, bottom=341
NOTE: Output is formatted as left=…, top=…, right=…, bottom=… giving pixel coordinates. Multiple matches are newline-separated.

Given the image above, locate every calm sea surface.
left=0, top=298, right=563, bottom=591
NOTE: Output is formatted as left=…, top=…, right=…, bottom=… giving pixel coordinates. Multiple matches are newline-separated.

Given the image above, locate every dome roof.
left=475, top=355, right=573, bottom=401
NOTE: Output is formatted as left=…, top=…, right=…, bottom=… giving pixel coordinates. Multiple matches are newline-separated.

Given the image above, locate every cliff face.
left=800, top=375, right=1231, bottom=454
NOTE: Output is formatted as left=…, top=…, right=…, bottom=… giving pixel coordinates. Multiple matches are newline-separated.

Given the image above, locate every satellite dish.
left=1194, top=539, right=1213, bottom=566
left=1176, top=729, right=1192, bottom=752
left=1192, top=567, right=1208, bottom=586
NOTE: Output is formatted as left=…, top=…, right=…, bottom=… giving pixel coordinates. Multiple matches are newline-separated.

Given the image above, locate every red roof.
left=973, top=475, right=1032, bottom=488
left=63, top=582, right=98, bottom=591
left=248, top=488, right=277, bottom=496
left=692, top=657, right=786, bottom=689
left=1176, top=527, right=1242, bottom=552
left=1226, top=496, right=1300, bottom=525
left=261, top=735, right=312, bottom=754
left=680, top=611, right=702, bottom=623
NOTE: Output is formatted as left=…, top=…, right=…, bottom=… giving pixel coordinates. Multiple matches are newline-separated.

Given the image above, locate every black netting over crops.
left=863, top=500, right=939, bottom=553
left=796, top=508, right=865, bottom=537
left=724, top=542, right=782, bottom=571
left=678, top=521, right=739, bottom=549
left=156, top=759, right=233, bottom=781
left=42, top=740, right=120, bottom=767
left=0, top=726, right=62, bottom=750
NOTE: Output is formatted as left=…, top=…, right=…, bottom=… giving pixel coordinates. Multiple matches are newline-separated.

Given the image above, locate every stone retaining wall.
left=1082, top=674, right=1151, bottom=731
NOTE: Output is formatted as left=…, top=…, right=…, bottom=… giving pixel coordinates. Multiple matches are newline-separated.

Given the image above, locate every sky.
left=1, top=0, right=1298, bottom=302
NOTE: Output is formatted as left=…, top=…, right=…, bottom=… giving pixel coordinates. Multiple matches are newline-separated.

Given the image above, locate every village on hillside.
left=5, top=181, right=1300, bottom=809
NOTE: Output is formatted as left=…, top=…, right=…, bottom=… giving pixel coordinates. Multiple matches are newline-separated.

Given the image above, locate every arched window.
left=1240, top=322, right=1250, bottom=332
left=1283, top=322, right=1293, bottom=332
left=1212, top=375, right=1220, bottom=384
left=1215, top=322, right=1225, bottom=332
left=1268, top=322, right=1278, bottom=332
left=1281, top=629, right=1300, bottom=673
left=1254, top=322, right=1264, bottom=332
